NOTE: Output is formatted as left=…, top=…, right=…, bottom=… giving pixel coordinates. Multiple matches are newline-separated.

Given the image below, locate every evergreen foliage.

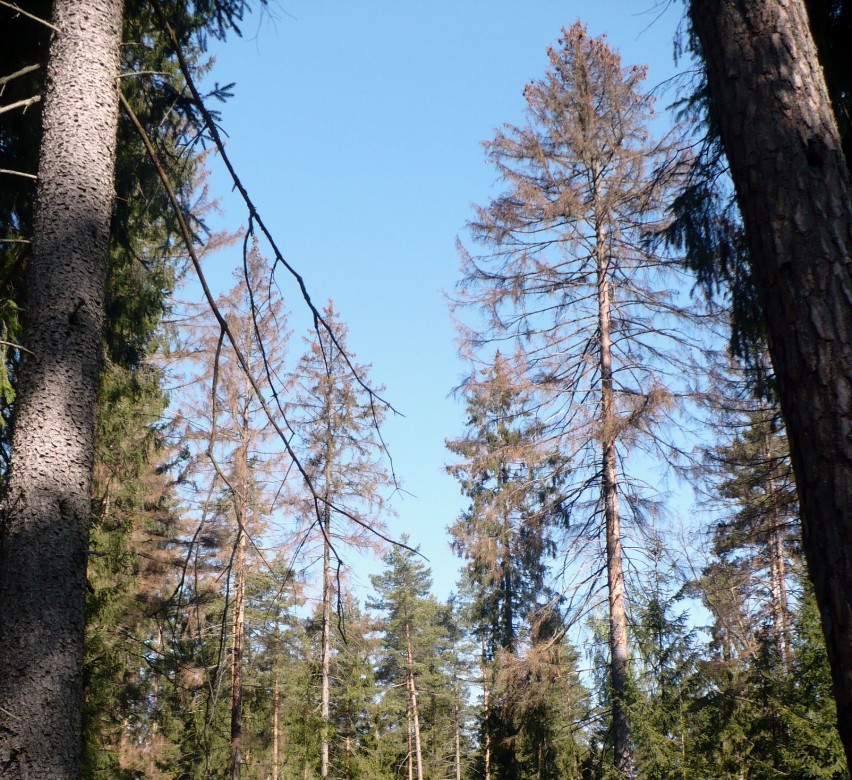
left=1, top=5, right=849, bottom=779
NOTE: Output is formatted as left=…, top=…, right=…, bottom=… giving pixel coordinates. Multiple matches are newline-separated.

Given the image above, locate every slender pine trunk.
left=596, top=217, right=634, bottom=778
left=0, top=2, right=123, bottom=777
left=481, top=637, right=492, bottom=780
left=405, top=622, right=424, bottom=780
left=765, top=433, right=790, bottom=668
left=407, top=710, right=414, bottom=780
left=320, top=386, right=334, bottom=779
left=272, top=666, right=280, bottom=780
left=454, top=701, right=462, bottom=780
left=229, top=526, right=247, bottom=780
left=321, top=503, right=331, bottom=779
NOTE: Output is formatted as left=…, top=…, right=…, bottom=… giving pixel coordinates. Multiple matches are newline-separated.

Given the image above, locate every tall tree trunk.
left=596, top=219, right=634, bottom=778
left=405, top=622, right=424, bottom=780
left=407, top=710, right=414, bottom=780
left=228, top=402, right=252, bottom=780
left=321, top=503, right=331, bottom=779
left=272, top=666, right=280, bottom=780
left=500, top=504, right=520, bottom=780
left=769, top=518, right=790, bottom=667
left=454, top=701, right=462, bottom=780
left=765, top=432, right=790, bottom=668
left=229, top=525, right=247, bottom=780
left=481, top=639, right=492, bottom=780
left=690, top=0, right=852, bottom=766
left=344, top=734, right=352, bottom=780
left=0, top=1, right=123, bottom=777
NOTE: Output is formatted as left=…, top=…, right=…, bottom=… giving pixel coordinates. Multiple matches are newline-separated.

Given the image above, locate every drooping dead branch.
left=147, top=0, right=399, bottom=424
left=119, top=90, right=408, bottom=557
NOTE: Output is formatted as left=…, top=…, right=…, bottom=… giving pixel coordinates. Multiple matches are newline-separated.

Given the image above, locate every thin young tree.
left=291, top=301, right=392, bottom=779
left=370, top=541, right=452, bottom=780
left=454, top=24, right=708, bottom=777
left=447, top=353, right=561, bottom=780
left=177, top=245, right=291, bottom=779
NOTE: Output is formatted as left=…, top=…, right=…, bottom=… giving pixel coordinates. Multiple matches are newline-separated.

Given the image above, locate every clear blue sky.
left=199, top=1, right=689, bottom=599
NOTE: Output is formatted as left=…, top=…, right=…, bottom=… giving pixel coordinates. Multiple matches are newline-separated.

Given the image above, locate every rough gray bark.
left=0, top=1, right=123, bottom=777
left=690, top=0, right=852, bottom=767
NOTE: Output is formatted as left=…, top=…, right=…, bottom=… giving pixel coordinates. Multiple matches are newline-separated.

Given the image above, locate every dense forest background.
left=1, top=1, right=851, bottom=779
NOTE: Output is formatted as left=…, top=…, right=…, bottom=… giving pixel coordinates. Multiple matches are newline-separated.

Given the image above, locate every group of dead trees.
left=3, top=0, right=852, bottom=778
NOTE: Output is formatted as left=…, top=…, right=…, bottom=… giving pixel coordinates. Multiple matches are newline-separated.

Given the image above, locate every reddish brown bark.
left=690, top=0, right=852, bottom=766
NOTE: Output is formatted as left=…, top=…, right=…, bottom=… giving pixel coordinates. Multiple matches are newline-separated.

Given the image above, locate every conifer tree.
left=454, top=24, right=709, bottom=776
left=0, top=3, right=267, bottom=775
left=447, top=353, right=564, bottom=780
left=370, top=541, right=453, bottom=780
left=0, top=4, right=124, bottom=775
left=175, top=245, right=291, bottom=779
left=291, top=301, right=392, bottom=778
left=686, top=1, right=852, bottom=760
left=701, top=403, right=798, bottom=666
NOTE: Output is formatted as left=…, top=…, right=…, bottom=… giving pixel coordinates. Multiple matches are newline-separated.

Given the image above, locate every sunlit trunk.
left=596, top=217, right=633, bottom=778
left=0, top=1, right=123, bottom=777
left=405, top=622, right=424, bottom=780
left=272, top=666, right=280, bottom=780
left=321, top=505, right=331, bottom=780
left=229, top=523, right=247, bottom=780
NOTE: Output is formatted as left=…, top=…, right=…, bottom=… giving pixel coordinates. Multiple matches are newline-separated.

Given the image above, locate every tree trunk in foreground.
left=690, top=0, right=852, bottom=767
left=0, top=1, right=123, bottom=777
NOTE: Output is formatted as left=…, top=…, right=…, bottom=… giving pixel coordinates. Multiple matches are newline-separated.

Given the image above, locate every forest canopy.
left=1, top=2, right=851, bottom=779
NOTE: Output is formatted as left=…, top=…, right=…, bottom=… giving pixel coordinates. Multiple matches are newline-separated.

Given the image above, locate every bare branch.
left=147, top=0, right=399, bottom=420
left=0, top=63, right=40, bottom=89
left=0, top=339, right=33, bottom=355
left=119, top=90, right=410, bottom=557
left=0, top=168, right=36, bottom=180
left=0, top=94, right=41, bottom=116
left=0, top=1, right=59, bottom=31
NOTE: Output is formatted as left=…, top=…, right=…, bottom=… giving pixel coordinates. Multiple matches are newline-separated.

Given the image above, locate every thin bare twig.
left=119, top=90, right=409, bottom=555
left=0, top=1, right=59, bottom=31
left=0, top=94, right=41, bottom=116
left=0, top=168, right=36, bottom=180
left=0, top=63, right=40, bottom=89
left=0, top=339, right=33, bottom=355
left=147, top=0, right=400, bottom=420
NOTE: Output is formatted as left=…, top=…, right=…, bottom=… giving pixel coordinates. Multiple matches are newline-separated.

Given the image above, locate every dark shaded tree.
left=686, top=0, right=852, bottom=763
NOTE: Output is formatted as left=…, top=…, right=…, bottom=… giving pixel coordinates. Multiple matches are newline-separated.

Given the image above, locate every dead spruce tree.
left=291, top=301, right=393, bottom=779
left=454, top=24, right=710, bottom=777
left=179, top=246, right=292, bottom=780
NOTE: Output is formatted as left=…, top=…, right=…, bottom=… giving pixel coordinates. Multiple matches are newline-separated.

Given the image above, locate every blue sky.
left=199, top=1, right=690, bottom=599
